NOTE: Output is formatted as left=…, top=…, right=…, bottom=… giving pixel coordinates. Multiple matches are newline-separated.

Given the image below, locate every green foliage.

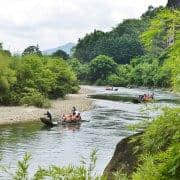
left=104, top=9, right=179, bottom=89
left=74, top=30, right=105, bottom=62
left=112, top=19, right=148, bottom=37
left=2, top=150, right=109, bottom=180
left=72, top=7, right=180, bottom=89
left=89, top=55, right=117, bottom=82
left=107, top=53, right=172, bottom=88
left=0, top=42, right=2, bottom=50
left=141, top=108, right=180, bottom=153
left=107, top=65, right=131, bottom=87
left=74, top=19, right=146, bottom=64
left=22, top=45, right=42, bottom=56
left=141, top=6, right=164, bottom=19
left=0, top=49, right=11, bottom=57
left=52, top=49, right=69, bottom=60
left=0, top=55, right=79, bottom=107
left=13, top=153, right=31, bottom=180
left=167, top=0, right=180, bottom=9
left=0, top=54, right=16, bottom=97
left=131, top=108, right=180, bottom=180
left=131, top=61, right=159, bottom=87
left=141, top=9, right=175, bottom=54
left=68, top=58, right=90, bottom=83
left=133, top=144, right=180, bottom=180
left=91, top=34, right=144, bottom=64
left=47, top=58, right=79, bottom=98
left=0, top=43, right=11, bottom=57
left=72, top=7, right=179, bottom=90
left=113, top=170, right=129, bottom=180
left=19, top=88, right=50, bottom=108
left=161, top=10, right=180, bottom=92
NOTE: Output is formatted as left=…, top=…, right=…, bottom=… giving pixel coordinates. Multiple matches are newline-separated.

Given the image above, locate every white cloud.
left=0, top=0, right=167, bottom=52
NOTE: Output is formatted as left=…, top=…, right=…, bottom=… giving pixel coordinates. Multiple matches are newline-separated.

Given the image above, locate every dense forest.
left=70, top=6, right=180, bottom=91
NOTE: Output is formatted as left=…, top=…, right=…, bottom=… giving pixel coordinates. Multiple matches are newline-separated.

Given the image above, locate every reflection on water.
left=0, top=86, right=179, bottom=179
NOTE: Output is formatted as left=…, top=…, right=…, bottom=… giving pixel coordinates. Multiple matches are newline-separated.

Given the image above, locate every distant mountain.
left=43, top=42, right=75, bottom=55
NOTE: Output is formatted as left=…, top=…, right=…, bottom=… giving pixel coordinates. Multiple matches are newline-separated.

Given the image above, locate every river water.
left=0, top=86, right=179, bottom=179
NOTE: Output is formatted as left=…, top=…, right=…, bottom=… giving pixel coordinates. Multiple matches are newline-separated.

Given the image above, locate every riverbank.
left=0, top=86, right=94, bottom=125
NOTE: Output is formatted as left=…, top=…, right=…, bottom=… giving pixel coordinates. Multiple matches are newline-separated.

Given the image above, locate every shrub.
left=0, top=55, right=79, bottom=107
left=132, top=108, right=180, bottom=180
left=89, top=55, right=117, bottom=82
left=20, top=88, right=50, bottom=108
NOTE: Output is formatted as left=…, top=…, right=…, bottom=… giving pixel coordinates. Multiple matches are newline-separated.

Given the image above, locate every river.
left=0, top=86, right=179, bottom=179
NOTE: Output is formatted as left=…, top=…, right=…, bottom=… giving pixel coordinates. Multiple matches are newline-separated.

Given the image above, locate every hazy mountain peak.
left=43, top=42, right=75, bottom=55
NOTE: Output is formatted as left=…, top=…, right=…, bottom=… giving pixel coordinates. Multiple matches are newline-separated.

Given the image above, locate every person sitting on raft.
left=72, top=106, right=80, bottom=116
left=149, top=92, right=154, bottom=99
left=62, top=114, right=73, bottom=122
left=143, top=94, right=148, bottom=101
left=62, top=113, right=80, bottom=122
left=62, top=107, right=80, bottom=122
left=139, top=93, right=154, bottom=101
left=138, top=94, right=144, bottom=101
left=145, top=93, right=154, bottom=100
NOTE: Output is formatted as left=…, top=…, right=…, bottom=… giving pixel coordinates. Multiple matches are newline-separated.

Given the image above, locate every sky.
left=0, top=0, right=167, bottom=53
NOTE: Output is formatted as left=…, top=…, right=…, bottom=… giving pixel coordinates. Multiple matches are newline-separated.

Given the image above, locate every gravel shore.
left=0, top=86, right=94, bottom=125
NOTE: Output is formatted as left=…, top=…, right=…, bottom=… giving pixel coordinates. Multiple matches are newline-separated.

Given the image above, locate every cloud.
left=0, top=0, right=167, bottom=52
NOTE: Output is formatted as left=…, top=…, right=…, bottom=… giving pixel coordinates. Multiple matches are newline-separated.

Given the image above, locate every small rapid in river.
left=0, top=86, right=179, bottom=179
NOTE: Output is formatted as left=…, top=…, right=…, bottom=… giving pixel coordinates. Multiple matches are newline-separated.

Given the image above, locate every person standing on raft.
left=44, top=111, right=52, bottom=122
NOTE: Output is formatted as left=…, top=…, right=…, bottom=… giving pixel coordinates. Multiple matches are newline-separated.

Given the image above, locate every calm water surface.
left=0, top=86, right=179, bottom=179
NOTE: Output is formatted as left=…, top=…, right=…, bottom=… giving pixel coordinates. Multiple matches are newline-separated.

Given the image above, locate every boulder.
left=103, top=132, right=143, bottom=179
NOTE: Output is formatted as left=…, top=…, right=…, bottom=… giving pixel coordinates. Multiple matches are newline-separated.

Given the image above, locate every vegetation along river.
left=0, top=86, right=179, bottom=178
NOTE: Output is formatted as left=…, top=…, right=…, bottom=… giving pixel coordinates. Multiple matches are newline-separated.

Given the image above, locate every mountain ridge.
left=43, top=42, right=75, bottom=55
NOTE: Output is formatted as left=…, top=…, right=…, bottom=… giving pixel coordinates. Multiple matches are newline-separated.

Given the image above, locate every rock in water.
left=103, top=132, right=143, bottom=179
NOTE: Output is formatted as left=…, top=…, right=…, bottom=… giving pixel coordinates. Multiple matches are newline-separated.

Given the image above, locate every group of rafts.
left=41, top=91, right=155, bottom=126
left=106, top=87, right=154, bottom=103
left=133, top=93, right=154, bottom=103
left=40, top=107, right=82, bottom=127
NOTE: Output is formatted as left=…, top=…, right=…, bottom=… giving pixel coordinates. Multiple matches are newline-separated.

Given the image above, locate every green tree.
left=141, top=9, right=175, bottom=54
left=73, top=30, right=105, bottom=62
left=68, top=58, right=90, bottom=82
left=0, top=43, right=11, bottom=56
left=93, top=34, right=144, bottom=64
left=22, top=45, right=42, bottom=56
left=52, top=49, right=69, bottom=60
left=111, top=19, right=148, bottom=37
left=0, top=54, right=79, bottom=107
left=107, top=65, right=132, bottom=86
left=0, top=54, right=16, bottom=102
left=0, top=43, right=3, bottom=50
left=141, top=6, right=164, bottom=19
left=89, top=55, right=117, bottom=82
left=167, top=0, right=180, bottom=8
left=74, top=19, right=147, bottom=64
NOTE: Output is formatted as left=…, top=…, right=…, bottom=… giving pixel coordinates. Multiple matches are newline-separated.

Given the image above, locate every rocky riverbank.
left=0, top=86, right=94, bottom=125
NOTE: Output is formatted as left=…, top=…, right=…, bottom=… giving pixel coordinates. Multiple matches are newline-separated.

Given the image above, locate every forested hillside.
left=70, top=6, right=180, bottom=90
